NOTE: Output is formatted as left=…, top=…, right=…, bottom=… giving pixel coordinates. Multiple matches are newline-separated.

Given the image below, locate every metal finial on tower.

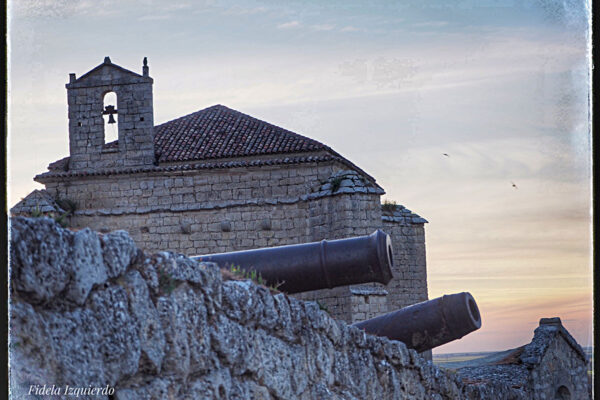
left=104, top=56, right=111, bottom=64
left=143, top=57, right=149, bottom=77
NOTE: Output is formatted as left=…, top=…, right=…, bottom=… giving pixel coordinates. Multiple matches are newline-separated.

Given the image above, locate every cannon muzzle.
left=352, top=292, right=481, bottom=352
left=193, top=230, right=394, bottom=294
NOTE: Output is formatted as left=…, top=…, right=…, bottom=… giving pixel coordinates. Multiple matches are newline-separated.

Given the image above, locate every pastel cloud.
left=277, top=20, right=301, bottom=29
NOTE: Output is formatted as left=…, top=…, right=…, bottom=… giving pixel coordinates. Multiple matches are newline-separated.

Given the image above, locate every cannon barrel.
left=352, top=292, right=481, bottom=352
left=193, top=230, right=394, bottom=294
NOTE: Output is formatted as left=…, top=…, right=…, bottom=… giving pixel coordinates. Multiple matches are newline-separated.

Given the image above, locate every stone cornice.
left=73, top=189, right=381, bottom=217
left=35, top=154, right=384, bottom=192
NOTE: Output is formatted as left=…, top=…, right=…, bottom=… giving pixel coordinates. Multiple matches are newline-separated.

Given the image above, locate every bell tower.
left=66, top=56, right=155, bottom=171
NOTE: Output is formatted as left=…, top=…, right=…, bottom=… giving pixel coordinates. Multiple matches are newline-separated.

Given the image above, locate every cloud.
left=412, top=21, right=449, bottom=28
left=311, top=24, right=335, bottom=31
left=277, top=20, right=301, bottom=29
left=10, top=0, right=212, bottom=19
left=222, top=5, right=268, bottom=16
left=162, top=2, right=192, bottom=11
left=340, top=26, right=360, bottom=32
left=10, top=0, right=96, bottom=18
left=338, top=57, right=418, bottom=90
left=138, top=14, right=172, bottom=21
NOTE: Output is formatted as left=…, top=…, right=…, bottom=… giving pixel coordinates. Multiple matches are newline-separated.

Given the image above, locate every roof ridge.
left=153, top=104, right=333, bottom=163
left=519, top=320, right=588, bottom=366
left=155, top=104, right=331, bottom=149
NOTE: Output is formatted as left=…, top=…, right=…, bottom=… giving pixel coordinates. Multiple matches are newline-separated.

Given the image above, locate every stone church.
left=12, top=57, right=428, bottom=324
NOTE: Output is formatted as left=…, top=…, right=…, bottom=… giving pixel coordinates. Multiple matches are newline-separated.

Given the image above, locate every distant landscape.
left=434, top=347, right=594, bottom=376
left=433, top=352, right=494, bottom=366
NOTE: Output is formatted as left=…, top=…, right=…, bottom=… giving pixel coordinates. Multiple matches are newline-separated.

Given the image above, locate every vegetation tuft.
left=316, top=300, right=330, bottom=314
left=223, top=265, right=283, bottom=293
left=29, top=205, right=70, bottom=228
left=30, top=205, right=43, bottom=218
left=330, top=176, right=343, bottom=193
left=158, top=269, right=177, bottom=295
left=381, top=199, right=397, bottom=213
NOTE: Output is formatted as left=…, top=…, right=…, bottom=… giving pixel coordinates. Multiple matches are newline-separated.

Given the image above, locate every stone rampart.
left=9, top=217, right=526, bottom=399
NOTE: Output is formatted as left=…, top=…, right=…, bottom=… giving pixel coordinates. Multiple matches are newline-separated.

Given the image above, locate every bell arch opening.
left=102, top=91, right=118, bottom=144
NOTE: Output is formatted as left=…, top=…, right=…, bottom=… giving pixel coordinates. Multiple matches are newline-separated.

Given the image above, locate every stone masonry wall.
left=9, top=217, right=527, bottom=399
left=44, top=163, right=338, bottom=219
left=43, top=162, right=408, bottom=323
left=456, top=317, right=590, bottom=399
left=347, top=290, right=389, bottom=323
left=45, top=163, right=382, bottom=256
left=291, top=192, right=385, bottom=324
left=38, top=161, right=431, bottom=325
left=68, top=188, right=385, bottom=324
left=528, top=326, right=590, bottom=399
left=71, top=202, right=313, bottom=255
left=382, top=220, right=428, bottom=309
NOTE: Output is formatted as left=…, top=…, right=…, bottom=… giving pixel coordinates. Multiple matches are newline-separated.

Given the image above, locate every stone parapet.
left=9, top=217, right=527, bottom=399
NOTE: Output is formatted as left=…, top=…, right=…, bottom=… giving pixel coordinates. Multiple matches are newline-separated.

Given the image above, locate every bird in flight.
left=443, top=153, right=449, bottom=157
left=511, top=181, right=518, bottom=189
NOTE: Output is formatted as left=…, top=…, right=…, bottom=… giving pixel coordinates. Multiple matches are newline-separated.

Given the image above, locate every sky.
left=7, top=0, right=592, bottom=354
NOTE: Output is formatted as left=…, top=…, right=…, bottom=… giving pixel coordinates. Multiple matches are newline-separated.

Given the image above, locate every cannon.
left=193, top=230, right=394, bottom=294
left=352, top=292, right=481, bottom=352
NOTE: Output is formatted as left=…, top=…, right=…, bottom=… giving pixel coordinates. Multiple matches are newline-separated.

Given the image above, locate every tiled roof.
left=39, top=105, right=381, bottom=187
left=381, top=204, right=428, bottom=224
left=37, top=154, right=344, bottom=181
left=10, top=189, right=65, bottom=215
left=456, top=317, right=587, bottom=390
left=519, top=317, right=587, bottom=365
left=154, top=105, right=331, bottom=162
left=457, top=364, right=529, bottom=389
left=311, top=170, right=384, bottom=196
left=48, top=156, right=70, bottom=171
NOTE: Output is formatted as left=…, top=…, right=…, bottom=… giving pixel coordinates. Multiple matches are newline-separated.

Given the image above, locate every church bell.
left=103, top=104, right=118, bottom=124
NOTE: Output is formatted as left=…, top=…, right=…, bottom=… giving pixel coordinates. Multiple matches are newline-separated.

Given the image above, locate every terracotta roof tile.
left=154, top=105, right=329, bottom=162
left=36, top=155, right=340, bottom=180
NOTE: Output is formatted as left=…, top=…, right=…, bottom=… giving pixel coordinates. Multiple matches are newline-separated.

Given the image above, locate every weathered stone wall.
left=297, top=202, right=430, bottom=324
left=527, top=322, right=590, bottom=399
left=43, top=162, right=418, bottom=323
left=9, top=217, right=526, bottom=399
left=71, top=202, right=311, bottom=254
left=36, top=160, right=431, bottom=324
left=382, top=217, right=428, bottom=310
left=456, top=317, right=590, bottom=399
left=292, top=189, right=387, bottom=324
left=45, top=162, right=337, bottom=219
left=348, top=289, right=390, bottom=322
left=45, top=163, right=381, bottom=254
